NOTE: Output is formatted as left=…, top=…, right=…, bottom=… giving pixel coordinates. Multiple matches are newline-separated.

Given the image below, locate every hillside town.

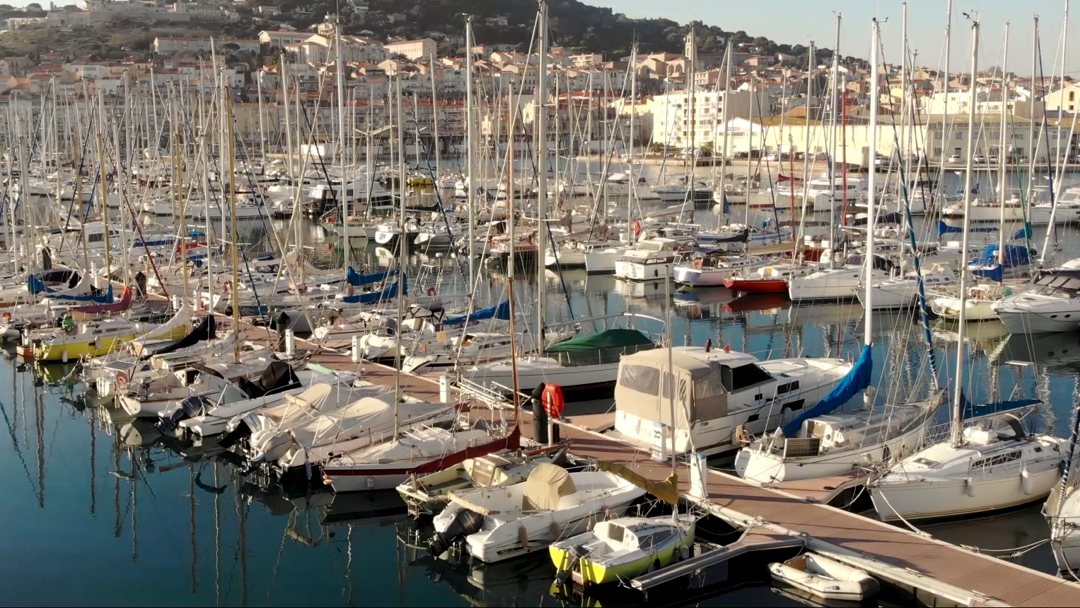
left=0, top=5, right=1075, bottom=166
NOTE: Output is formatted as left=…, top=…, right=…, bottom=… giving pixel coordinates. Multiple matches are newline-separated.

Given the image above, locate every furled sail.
left=781, top=344, right=873, bottom=437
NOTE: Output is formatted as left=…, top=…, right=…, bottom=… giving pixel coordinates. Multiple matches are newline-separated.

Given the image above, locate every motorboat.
left=672, top=253, right=769, bottom=287
left=322, top=427, right=505, bottom=492
left=396, top=444, right=567, bottom=517
left=994, top=269, right=1080, bottom=334
left=549, top=515, right=696, bottom=586
left=614, top=238, right=694, bottom=281
left=610, top=347, right=855, bottom=456
left=428, top=464, right=647, bottom=563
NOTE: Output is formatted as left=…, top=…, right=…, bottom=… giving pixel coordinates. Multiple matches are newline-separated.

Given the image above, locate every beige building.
left=383, top=38, right=437, bottom=61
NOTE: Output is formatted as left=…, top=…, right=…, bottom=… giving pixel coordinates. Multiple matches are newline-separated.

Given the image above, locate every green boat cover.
left=546, top=328, right=653, bottom=353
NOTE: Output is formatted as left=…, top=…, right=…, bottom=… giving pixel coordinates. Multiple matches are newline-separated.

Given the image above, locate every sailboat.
left=734, top=21, right=943, bottom=485
left=869, top=21, right=1066, bottom=523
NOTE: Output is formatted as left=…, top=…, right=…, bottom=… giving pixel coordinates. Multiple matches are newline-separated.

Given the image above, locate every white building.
left=649, top=90, right=762, bottom=150
left=383, top=38, right=437, bottom=61
left=1044, top=83, right=1080, bottom=113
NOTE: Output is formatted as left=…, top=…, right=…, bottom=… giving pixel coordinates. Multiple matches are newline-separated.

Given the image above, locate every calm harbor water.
left=4, top=200, right=1080, bottom=606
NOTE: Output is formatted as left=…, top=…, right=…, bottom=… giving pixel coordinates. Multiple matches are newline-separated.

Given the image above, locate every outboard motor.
left=158, top=395, right=209, bottom=434
left=427, top=508, right=485, bottom=557
left=218, top=418, right=253, bottom=449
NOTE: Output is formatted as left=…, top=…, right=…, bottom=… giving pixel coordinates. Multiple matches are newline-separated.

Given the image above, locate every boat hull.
left=871, top=465, right=1060, bottom=523
left=723, top=278, right=789, bottom=294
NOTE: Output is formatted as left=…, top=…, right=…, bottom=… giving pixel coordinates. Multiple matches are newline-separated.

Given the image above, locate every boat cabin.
left=613, top=347, right=786, bottom=454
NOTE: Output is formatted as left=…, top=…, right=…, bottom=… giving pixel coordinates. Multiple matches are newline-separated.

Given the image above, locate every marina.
left=10, top=2, right=1080, bottom=606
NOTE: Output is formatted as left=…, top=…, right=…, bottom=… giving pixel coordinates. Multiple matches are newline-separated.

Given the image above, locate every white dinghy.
left=769, top=553, right=879, bottom=602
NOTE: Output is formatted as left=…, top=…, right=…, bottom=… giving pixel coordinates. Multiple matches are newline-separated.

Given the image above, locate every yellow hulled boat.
left=550, top=515, right=696, bottom=587
left=33, top=304, right=191, bottom=362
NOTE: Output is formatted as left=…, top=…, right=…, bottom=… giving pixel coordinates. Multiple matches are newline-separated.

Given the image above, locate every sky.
left=587, top=0, right=1078, bottom=75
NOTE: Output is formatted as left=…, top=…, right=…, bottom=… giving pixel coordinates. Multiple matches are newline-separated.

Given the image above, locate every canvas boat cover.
left=546, top=328, right=653, bottom=353
left=235, top=360, right=301, bottom=399
left=521, top=463, right=576, bottom=511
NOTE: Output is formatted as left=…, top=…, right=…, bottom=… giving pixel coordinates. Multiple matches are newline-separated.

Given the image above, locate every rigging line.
left=875, top=39, right=940, bottom=388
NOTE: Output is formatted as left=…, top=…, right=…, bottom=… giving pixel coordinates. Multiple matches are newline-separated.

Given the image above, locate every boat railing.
left=548, top=343, right=655, bottom=367
left=457, top=376, right=517, bottom=411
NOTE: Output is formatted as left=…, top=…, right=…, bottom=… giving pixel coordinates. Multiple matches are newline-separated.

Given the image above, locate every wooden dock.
left=254, top=330, right=1080, bottom=607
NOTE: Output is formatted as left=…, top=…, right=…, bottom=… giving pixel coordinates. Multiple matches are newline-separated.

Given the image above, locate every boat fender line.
left=427, top=508, right=484, bottom=557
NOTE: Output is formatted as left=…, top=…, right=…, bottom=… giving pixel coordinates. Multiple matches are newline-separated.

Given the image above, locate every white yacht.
left=993, top=269, right=1080, bottom=334
left=610, top=346, right=855, bottom=456
left=614, top=237, right=692, bottom=281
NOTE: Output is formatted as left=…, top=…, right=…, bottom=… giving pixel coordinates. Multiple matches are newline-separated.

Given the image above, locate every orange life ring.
left=541, top=383, right=565, bottom=419
left=116, top=371, right=129, bottom=388
left=632, top=221, right=642, bottom=236
left=691, top=258, right=704, bottom=270
left=427, top=287, right=437, bottom=297
left=1, top=312, right=11, bottom=323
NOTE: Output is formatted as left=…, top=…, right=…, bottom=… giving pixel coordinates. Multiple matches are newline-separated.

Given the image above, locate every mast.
left=226, top=82, right=241, bottom=364
left=175, top=106, right=189, bottom=306
left=335, top=17, right=349, bottom=274
left=901, top=2, right=908, bottom=178
left=256, top=71, right=266, bottom=161
left=996, top=23, right=1010, bottom=274
left=864, top=20, right=879, bottom=353
left=281, top=51, right=294, bottom=183
left=797, top=40, right=814, bottom=252
left=951, top=18, right=980, bottom=449
left=1026, top=17, right=1039, bottom=205
left=465, top=17, right=477, bottom=286
left=828, top=16, right=840, bottom=267
left=719, top=39, right=732, bottom=226
left=394, top=76, right=405, bottom=436
left=536, top=0, right=548, bottom=349
left=941, top=0, right=953, bottom=186
left=97, top=91, right=112, bottom=282
left=430, top=51, right=441, bottom=187
left=629, top=43, right=637, bottom=237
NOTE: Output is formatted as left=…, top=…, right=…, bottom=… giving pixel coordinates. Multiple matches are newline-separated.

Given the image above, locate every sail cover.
left=960, top=390, right=1041, bottom=421
left=782, top=344, right=873, bottom=437
left=971, top=244, right=1030, bottom=282
left=341, top=275, right=407, bottom=305
left=346, top=267, right=398, bottom=287
left=443, top=300, right=510, bottom=327
left=50, top=284, right=113, bottom=303
left=148, top=314, right=217, bottom=357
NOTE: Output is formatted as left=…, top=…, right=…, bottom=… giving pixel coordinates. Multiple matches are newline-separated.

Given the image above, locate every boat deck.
left=269, top=334, right=1080, bottom=607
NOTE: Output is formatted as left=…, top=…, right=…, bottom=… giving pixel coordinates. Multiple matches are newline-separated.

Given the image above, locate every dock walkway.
left=275, top=334, right=1080, bottom=607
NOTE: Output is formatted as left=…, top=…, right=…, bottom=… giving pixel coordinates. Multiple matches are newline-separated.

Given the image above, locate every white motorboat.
left=611, top=347, right=855, bottom=456
left=614, top=238, right=692, bottom=281
left=993, top=270, right=1080, bottom=334
left=322, top=427, right=500, bottom=492
left=246, top=390, right=456, bottom=471
left=672, top=254, right=769, bottom=287
left=428, top=464, right=647, bottom=563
